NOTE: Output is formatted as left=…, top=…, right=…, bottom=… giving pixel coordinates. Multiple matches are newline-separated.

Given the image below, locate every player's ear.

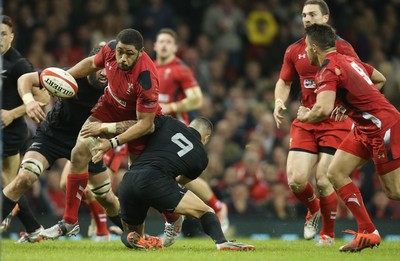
left=139, top=47, right=145, bottom=53
left=322, top=14, right=329, bottom=24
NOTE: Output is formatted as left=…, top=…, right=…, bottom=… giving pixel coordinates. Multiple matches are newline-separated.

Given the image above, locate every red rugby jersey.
left=94, top=41, right=161, bottom=115
left=155, top=57, right=198, bottom=124
left=279, top=36, right=360, bottom=109
left=316, top=52, right=400, bottom=135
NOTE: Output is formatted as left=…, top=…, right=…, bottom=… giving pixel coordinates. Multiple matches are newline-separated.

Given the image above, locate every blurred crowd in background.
left=3, top=0, right=400, bottom=221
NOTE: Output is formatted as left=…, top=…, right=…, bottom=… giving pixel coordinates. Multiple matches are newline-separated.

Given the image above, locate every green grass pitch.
left=1, top=238, right=399, bottom=261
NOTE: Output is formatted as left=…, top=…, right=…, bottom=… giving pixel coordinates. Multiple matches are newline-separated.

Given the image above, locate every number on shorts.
left=171, top=133, right=194, bottom=157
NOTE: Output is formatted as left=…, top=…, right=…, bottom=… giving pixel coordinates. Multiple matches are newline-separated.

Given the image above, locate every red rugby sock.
left=206, top=194, right=222, bottom=213
left=293, top=182, right=320, bottom=214
left=63, top=173, right=89, bottom=224
left=337, top=182, right=376, bottom=233
left=320, top=191, right=338, bottom=238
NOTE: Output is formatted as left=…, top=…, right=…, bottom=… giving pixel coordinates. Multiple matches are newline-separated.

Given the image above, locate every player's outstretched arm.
left=67, top=56, right=99, bottom=79
left=80, top=120, right=139, bottom=138
left=17, top=72, right=50, bottom=123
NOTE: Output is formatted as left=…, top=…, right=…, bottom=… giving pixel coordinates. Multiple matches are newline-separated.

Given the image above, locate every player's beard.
left=88, top=73, right=108, bottom=90
left=118, top=62, right=134, bottom=71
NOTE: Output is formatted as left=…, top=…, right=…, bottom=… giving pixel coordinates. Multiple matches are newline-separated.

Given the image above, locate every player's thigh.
left=184, top=177, right=213, bottom=202
left=315, top=153, right=334, bottom=186
left=378, top=168, right=400, bottom=200
left=287, top=150, right=318, bottom=183
left=2, top=153, right=21, bottom=186
left=328, top=149, right=365, bottom=183
left=175, top=190, right=212, bottom=219
left=60, top=160, right=71, bottom=191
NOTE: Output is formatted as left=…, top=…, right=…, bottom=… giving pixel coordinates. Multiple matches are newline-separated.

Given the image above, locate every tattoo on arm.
left=116, top=120, right=137, bottom=134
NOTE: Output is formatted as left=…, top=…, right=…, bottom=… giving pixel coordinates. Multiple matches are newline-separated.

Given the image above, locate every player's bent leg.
left=287, top=151, right=320, bottom=240
left=70, top=138, right=95, bottom=173
left=3, top=152, right=48, bottom=201
left=315, top=153, right=337, bottom=245
left=184, top=178, right=229, bottom=232
left=327, top=150, right=366, bottom=190
left=378, top=168, right=400, bottom=200
left=2, top=154, right=21, bottom=186
left=286, top=151, right=318, bottom=193
left=89, top=172, right=120, bottom=216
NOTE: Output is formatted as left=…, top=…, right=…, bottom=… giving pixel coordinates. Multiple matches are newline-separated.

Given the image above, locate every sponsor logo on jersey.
left=298, top=53, right=306, bottom=59
left=304, top=79, right=316, bottom=89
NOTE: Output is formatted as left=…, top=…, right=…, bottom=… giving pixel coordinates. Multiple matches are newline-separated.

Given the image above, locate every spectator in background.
left=202, top=0, right=246, bottom=81
left=226, top=181, right=261, bottom=217
left=134, top=0, right=176, bottom=41
left=262, top=182, right=297, bottom=220
left=366, top=189, right=397, bottom=220
left=235, top=146, right=269, bottom=204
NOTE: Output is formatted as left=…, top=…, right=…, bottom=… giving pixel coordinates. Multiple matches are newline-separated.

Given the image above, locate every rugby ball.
left=40, top=67, right=78, bottom=98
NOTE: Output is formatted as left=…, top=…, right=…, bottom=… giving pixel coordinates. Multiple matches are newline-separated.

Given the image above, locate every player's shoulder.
left=335, top=35, right=353, bottom=48
left=107, top=40, right=117, bottom=50
left=284, top=37, right=305, bottom=54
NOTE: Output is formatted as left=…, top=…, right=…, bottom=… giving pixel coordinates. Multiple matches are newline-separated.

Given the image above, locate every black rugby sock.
left=17, top=195, right=41, bottom=233
left=200, top=212, right=227, bottom=244
left=108, top=214, right=123, bottom=230
left=2, top=191, right=17, bottom=220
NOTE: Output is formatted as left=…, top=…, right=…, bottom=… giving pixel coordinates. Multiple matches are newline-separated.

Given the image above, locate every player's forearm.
left=371, top=69, right=386, bottom=90
left=101, top=120, right=138, bottom=135
left=170, top=88, right=203, bottom=113
left=110, top=114, right=155, bottom=147
left=302, top=104, right=330, bottom=122
left=67, top=56, right=98, bottom=79
left=274, top=78, right=291, bottom=103
left=10, top=105, right=26, bottom=119
left=18, top=72, right=40, bottom=103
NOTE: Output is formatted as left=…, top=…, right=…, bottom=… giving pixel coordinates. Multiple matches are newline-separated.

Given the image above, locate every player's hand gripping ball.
left=40, top=67, right=78, bottom=98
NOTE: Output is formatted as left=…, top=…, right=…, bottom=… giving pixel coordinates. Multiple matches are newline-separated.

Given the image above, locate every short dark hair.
left=305, top=23, right=336, bottom=51
left=157, top=28, right=178, bottom=43
left=304, top=0, right=330, bottom=16
left=116, top=29, right=143, bottom=50
left=1, top=15, right=13, bottom=29
left=192, top=116, right=213, bottom=136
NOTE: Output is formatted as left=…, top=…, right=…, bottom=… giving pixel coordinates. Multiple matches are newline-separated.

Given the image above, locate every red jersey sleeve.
left=359, top=61, right=374, bottom=76
left=279, top=45, right=296, bottom=81
left=177, top=65, right=199, bottom=90
left=94, top=45, right=108, bottom=68
left=315, top=67, right=339, bottom=94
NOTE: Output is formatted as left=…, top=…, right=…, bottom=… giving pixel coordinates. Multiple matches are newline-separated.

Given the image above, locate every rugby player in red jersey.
left=38, top=28, right=162, bottom=239
left=297, top=23, right=393, bottom=252
left=273, top=0, right=362, bottom=245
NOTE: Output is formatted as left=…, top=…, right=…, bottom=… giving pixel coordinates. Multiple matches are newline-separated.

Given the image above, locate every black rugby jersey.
left=2, top=47, right=34, bottom=130
left=132, top=115, right=208, bottom=180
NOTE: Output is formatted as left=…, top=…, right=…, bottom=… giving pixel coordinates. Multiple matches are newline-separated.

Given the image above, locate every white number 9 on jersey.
left=171, top=133, right=194, bottom=157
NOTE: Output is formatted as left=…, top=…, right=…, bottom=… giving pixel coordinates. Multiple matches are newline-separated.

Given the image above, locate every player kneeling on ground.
left=92, top=115, right=255, bottom=251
